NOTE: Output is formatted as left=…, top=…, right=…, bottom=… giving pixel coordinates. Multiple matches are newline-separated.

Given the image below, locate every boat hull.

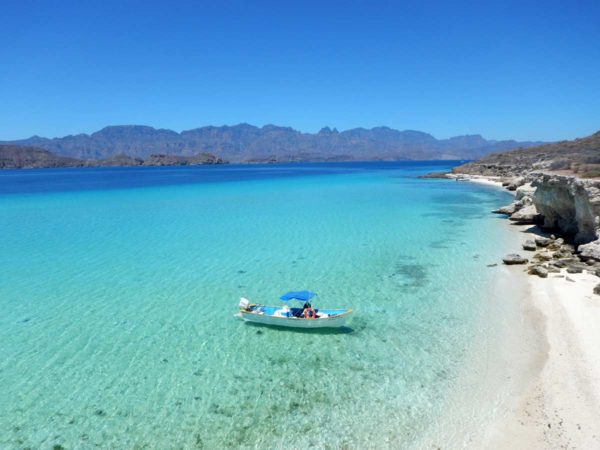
left=238, top=308, right=352, bottom=329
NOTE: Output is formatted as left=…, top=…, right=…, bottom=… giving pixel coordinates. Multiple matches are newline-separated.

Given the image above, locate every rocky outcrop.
left=531, top=174, right=600, bottom=244
left=453, top=130, right=600, bottom=179
left=453, top=131, right=600, bottom=259
left=489, top=178, right=542, bottom=225
left=455, top=168, right=600, bottom=261
left=509, top=204, right=540, bottom=224
left=515, top=183, right=536, bottom=201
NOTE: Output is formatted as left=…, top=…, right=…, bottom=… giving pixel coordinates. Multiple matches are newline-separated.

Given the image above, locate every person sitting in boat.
left=302, top=302, right=318, bottom=319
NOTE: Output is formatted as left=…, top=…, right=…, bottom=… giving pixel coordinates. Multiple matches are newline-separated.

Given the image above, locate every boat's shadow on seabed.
left=243, top=322, right=354, bottom=335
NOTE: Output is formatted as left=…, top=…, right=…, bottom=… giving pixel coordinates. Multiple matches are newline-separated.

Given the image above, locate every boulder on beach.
left=534, top=251, right=553, bottom=261
left=529, top=265, right=548, bottom=278
left=579, top=240, right=600, bottom=261
left=522, top=239, right=537, bottom=251
left=594, top=284, right=600, bottom=295
left=552, top=250, right=572, bottom=260
left=503, top=254, right=529, bottom=265
left=534, top=236, right=554, bottom=247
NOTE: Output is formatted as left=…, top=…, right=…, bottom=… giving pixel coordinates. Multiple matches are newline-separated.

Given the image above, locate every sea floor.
left=0, top=163, right=534, bottom=449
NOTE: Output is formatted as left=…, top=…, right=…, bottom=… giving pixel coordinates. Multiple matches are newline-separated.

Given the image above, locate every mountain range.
left=2, top=124, right=543, bottom=163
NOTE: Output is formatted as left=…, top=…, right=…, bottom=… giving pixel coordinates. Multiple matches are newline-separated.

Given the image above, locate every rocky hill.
left=445, top=130, right=600, bottom=260
left=453, top=130, right=600, bottom=178
left=0, top=145, right=225, bottom=169
left=2, top=124, right=542, bottom=163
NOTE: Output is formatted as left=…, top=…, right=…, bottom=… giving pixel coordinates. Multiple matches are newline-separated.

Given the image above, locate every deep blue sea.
left=0, top=162, right=524, bottom=449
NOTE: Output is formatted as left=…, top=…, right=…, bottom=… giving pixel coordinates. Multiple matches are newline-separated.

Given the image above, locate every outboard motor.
left=239, top=297, right=250, bottom=310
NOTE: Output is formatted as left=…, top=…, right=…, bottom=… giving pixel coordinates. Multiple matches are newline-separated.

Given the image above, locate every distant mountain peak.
left=318, top=126, right=339, bottom=134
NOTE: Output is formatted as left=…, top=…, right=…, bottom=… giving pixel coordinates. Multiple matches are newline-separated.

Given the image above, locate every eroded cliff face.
left=484, top=172, right=600, bottom=259
left=531, top=174, right=600, bottom=244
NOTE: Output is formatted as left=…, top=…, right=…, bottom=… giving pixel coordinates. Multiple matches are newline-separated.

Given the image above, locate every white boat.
left=236, top=291, right=353, bottom=329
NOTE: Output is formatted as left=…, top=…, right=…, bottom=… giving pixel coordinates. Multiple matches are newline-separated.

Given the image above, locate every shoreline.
left=460, top=176, right=600, bottom=448
left=488, top=269, right=600, bottom=449
left=415, top=252, right=545, bottom=450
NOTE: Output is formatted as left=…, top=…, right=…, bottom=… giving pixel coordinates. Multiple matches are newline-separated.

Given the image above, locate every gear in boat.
left=236, top=290, right=353, bottom=329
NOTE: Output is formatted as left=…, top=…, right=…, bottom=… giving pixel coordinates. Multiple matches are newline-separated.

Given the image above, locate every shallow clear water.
left=0, top=162, right=516, bottom=449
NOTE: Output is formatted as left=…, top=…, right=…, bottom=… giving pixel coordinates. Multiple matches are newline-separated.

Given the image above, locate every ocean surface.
left=0, top=162, right=521, bottom=449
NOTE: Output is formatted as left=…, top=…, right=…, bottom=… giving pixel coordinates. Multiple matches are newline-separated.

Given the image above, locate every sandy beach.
left=487, top=270, right=600, bottom=449
left=447, top=174, right=506, bottom=189
left=463, top=177, right=600, bottom=449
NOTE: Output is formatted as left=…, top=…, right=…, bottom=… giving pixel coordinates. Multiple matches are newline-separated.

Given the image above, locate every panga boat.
left=236, top=290, right=352, bottom=329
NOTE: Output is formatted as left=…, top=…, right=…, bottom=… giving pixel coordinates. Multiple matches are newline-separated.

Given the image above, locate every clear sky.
left=1, top=0, right=599, bottom=141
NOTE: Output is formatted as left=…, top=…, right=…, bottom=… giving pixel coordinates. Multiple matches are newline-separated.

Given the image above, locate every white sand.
left=460, top=178, right=600, bottom=449
left=447, top=174, right=506, bottom=189
left=485, top=270, right=600, bottom=449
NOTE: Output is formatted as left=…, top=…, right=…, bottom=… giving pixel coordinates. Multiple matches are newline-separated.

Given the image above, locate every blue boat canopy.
left=280, top=290, right=316, bottom=301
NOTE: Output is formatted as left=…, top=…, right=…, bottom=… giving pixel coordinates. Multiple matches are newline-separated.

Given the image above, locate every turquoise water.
left=0, top=163, right=516, bottom=449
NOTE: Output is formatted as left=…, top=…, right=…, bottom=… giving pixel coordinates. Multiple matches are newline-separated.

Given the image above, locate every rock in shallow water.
left=594, top=284, right=600, bottom=295
left=493, top=203, right=518, bottom=215
left=503, top=254, right=529, bottom=265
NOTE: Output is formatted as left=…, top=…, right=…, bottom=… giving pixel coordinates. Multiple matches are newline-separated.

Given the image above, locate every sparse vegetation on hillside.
left=453, top=131, right=600, bottom=178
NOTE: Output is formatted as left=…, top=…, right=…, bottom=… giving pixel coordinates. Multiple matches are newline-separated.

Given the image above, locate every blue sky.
left=1, top=0, right=599, bottom=141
